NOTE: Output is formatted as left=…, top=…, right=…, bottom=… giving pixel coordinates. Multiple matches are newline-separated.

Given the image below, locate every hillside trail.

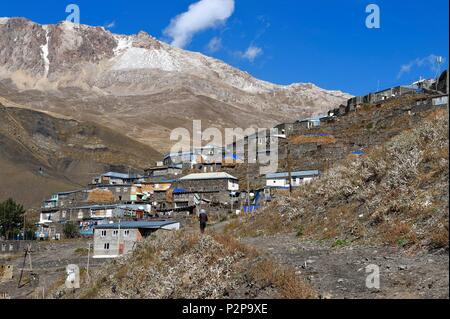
left=210, top=218, right=449, bottom=299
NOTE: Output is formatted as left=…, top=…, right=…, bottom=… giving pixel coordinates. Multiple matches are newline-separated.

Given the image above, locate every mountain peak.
left=0, top=17, right=351, bottom=133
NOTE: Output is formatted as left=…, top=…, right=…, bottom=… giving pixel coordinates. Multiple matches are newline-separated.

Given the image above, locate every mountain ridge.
left=0, top=17, right=351, bottom=152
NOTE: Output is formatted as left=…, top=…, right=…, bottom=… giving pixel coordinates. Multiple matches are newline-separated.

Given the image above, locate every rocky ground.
left=241, top=233, right=449, bottom=299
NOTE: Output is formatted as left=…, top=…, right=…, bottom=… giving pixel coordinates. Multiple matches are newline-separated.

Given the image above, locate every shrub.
left=63, top=222, right=79, bottom=239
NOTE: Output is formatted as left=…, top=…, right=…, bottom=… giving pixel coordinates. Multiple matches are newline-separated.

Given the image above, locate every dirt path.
left=241, top=234, right=449, bottom=299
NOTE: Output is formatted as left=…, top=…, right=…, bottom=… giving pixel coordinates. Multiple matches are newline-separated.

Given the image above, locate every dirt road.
left=241, top=234, right=449, bottom=299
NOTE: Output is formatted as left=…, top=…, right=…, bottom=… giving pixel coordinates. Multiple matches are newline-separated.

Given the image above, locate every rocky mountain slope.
left=0, top=100, right=161, bottom=207
left=0, top=17, right=351, bottom=151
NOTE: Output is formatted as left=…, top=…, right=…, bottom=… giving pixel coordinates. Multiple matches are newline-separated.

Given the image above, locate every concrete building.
left=265, top=170, right=320, bottom=189
left=93, top=221, right=180, bottom=258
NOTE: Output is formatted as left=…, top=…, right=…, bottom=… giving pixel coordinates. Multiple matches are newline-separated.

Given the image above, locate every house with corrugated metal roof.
left=265, top=170, right=320, bottom=189
left=91, top=172, right=143, bottom=185
left=93, top=220, right=180, bottom=258
left=173, top=172, right=239, bottom=210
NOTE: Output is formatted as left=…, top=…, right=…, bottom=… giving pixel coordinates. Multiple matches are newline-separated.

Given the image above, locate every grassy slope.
left=227, top=109, right=449, bottom=251
left=69, top=231, right=316, bottom=299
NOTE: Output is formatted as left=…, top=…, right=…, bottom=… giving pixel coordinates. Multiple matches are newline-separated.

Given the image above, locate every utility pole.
left=22, top=211, right=26, bottom=241
left=246, top=161, right=250, bottom=211
left=86, top=243, right=91, bottom=283
left=117, top=219, right=121, bottom=257
left=230, top=192, right=234, bottom=214
left=285, top=141, right=292, bottom=196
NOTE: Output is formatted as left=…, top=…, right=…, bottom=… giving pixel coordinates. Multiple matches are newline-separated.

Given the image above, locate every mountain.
left=0, top=100, right=161, bottom=207
left=0, top=17, right=351, bottom=151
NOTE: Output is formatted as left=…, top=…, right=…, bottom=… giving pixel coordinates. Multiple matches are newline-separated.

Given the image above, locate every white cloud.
left=398, top=54, right=446, bottom=79
left=207, top=36, right=222, bottom=52
left=104, top=21, right=116, bottom=29
left=238, top=45, right=263, bottom=62
left=164, top=0, right=235, bottom=48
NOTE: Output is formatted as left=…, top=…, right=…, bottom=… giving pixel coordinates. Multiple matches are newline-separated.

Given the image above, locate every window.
left=112, top=230, right=118, bottom=237
left=104, top=243, right=110, bottom=250
left=1, top=244, right=6, bottom=251
left=101, top=230, right=107, bottom=237
left=9, top=244, right=14, bottom=252
left=124, top=230, right=130, bottom=237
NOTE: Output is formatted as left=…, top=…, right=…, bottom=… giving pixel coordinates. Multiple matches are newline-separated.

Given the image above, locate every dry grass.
left=380, top=220, right=417, bottom=247
left=249, top=259, right=316, bottom=299
left=231, top=109, right=449, bottom=251
left=289, top=135, right=337, bottom=144
left=76, top=230, right=317, bottom=299
left=212, top=233, right=259, bottom=258
left=430, top=223, right=449, bottom=249
left=224, top=206, right=286, bottom=237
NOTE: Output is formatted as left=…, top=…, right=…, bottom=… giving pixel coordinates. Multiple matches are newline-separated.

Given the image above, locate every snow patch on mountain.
left=113, top=35, right=133, bottom=56
left=112, top=47, right=182, bottom=72
left=40, top=26, right=50, bottom=77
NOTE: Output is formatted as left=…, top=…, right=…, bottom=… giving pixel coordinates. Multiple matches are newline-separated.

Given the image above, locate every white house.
left=93, top=220, right=180, bottom=259
left=265, top=170, right=320, bottom=189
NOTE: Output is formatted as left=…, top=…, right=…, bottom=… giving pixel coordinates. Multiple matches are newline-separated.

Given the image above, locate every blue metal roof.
left=95, top=220, right=178, bottom=230
left=56, top=189, right=84, bottom=196
left=102, top=172, right=133, bottom=179
left=266, top=170, right=320, bottom=179
left=73, top=204, right=119, bottom=210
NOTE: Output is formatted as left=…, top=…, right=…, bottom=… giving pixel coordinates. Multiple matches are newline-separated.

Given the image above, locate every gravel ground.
left=241, top=234, right=449, bottom=299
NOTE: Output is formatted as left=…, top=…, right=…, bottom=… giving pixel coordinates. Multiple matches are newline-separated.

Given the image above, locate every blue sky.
left=1, top=0, right=448, bottom=95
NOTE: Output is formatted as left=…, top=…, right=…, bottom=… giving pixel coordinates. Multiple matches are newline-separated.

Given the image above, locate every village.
left=0, top=70, right=448, bottom=297
left=32, top=70, right=450, bottom=256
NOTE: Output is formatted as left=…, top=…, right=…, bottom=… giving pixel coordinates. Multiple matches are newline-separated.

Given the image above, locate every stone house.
left=42, top=189, right=88, bottom=209
left=173, top=172, right=239, bottom=208
left=144, top=165, right=183, bottom=178
left=91, top=172, right=142, bottom=185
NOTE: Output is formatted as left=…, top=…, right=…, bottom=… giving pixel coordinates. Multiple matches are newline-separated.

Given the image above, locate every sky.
left=1, top=0, right=449, bottom=96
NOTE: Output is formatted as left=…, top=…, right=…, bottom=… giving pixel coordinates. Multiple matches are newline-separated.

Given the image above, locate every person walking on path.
left=198, top=209, right=208, bottom=234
